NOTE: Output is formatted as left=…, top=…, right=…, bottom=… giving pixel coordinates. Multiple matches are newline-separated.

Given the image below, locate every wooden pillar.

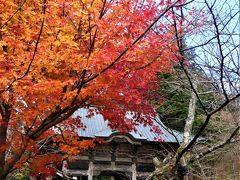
left=111, top=144, right=116, bottom=171
left=111, top=161, right=116, bottom=171
left=132, top=145, right=137, bottom=180
left=62, top=160, right=68, bottom=174
left=132, top=163, right=137, bottom=180
left=88, top=161, right=93, bottom=180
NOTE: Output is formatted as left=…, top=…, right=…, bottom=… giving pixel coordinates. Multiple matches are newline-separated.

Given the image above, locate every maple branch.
left=87, top=17, right=98, bottom=58
left=0, top=2, right=48, bottom=176
left=25, top=116, right=38, bottom=134
left=56, top=126, right=69, bottom=145
left=0, top=102, right=12, bottom=122
left=71, top=69, right=87, bottom=105
left=0, top=0, right=27, bottom=29
left=136, top=53, right=163, bottom=71
left=87, top=0, right=107, bottom=58
left=28, top=96, right=89, bottom=140
left=88, top=15, right=93, bottom=56
left=26, top=104, right=73, bottom=138
left=55, top=126, right=90, bottom=153
left=99, top=0, right=107, bottom=19
left=29, top=107, right=77, bottom=140
left=4, top=0, right=47, bottom=92
left=172, top=0, right=195, bottom=8
left=83, top=0, right=182, bottom=85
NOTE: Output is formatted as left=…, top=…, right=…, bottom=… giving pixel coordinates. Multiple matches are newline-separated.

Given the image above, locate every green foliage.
left=156, top=70, right=224, bottom=135
left=7, top=169, right=30, bottom=180
left=12, top=173, right=29, bottom=180
left=156, top=71, right=191, bottom=131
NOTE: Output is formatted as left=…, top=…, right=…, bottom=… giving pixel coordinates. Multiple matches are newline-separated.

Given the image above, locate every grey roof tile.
left=74, top=108, right=184, bottom=143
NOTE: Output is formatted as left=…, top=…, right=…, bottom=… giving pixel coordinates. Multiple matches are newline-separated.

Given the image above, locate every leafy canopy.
left=0, top=0, right=181, bottom=177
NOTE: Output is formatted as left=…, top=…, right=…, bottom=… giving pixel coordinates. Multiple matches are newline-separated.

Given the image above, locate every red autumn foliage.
left=0, top=0, right=187, bottom=178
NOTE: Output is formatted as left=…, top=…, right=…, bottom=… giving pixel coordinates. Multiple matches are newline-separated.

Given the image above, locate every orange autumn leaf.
left=0, top=0, right=189, bottom=178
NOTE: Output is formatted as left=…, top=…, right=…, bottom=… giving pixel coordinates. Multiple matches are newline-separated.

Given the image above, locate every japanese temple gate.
left=61, top=109, right=183, bottom=180
left=62, top=135, right=179, bottom=180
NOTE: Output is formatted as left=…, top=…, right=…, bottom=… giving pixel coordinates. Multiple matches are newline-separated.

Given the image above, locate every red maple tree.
left=0, top=0, right=183, bottom=178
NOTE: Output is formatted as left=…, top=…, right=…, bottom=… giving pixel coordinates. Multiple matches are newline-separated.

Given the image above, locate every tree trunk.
left=0, top=123, right=8, bottom=175
left=180, top=76, right=197, bottom=179
left=0, top=102, right=12, bottom=178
